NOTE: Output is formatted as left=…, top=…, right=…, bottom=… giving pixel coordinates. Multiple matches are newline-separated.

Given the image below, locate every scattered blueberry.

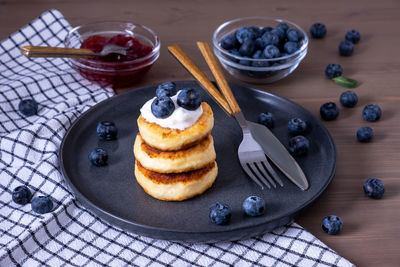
left=18, top=99, right=38, bottom=116
left=31, top=196, right=53, bottom=214
left=177, top=88, right=202, bottom=111
left=239, top=39, right=256, bottom=57
left=151, top=96, right=175, bottom=118
left=345, top=30, right=361, bottom=44
left=258, top=112, right=275, bottom=128
left=320, top=102, right=339, bottom=121
left=88, top=147, right=108, bottom=166
left=340, top=91, right=358, bottom=107
left=288, top=135, right=310, bottom=156
left=288, top=118, right=308, bottom=135
left=12, top=186, right=32, bottom=205
left=322, top=215, right=343, bottom=235
left=96, top=121, right=118, bottom=141
left=263, top=45, right=280, bottom=59
left=242, top=196, right=266, bottom=217
left=156, top=82, right=177, bottom=98
left=310, top=23, right=327, bottom=39
left=364, top=178, right=385, bottom=199
left=357, top=126, right=374, bottom=143
left=284, top=41, right=299, bottom=54
left=220, top=34, right=238, bottom=50
left=339, top=41, right=354, bottom=56
left=362, top=104, right=382, bottom=122
left=236, top=27, right=255, bottom=44
left=286, top=29, right=301, bottom=42
left=325, top=64, right=343, bottom=79
left=209, top=202, right=231, bottom=225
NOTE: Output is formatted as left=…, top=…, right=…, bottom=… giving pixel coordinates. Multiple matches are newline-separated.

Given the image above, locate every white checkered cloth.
left=0, top=9, right=354, bottom=267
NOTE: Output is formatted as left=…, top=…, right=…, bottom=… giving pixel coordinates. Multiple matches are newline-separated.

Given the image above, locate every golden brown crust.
left=136, top=160, right=215, bottom=184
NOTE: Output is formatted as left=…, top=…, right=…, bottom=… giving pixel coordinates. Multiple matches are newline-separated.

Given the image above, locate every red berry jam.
left=76, top=34, right=155, bottom=88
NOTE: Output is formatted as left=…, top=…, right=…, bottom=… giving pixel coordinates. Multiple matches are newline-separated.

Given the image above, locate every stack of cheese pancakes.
left=134, top=83, right=217, bottom=201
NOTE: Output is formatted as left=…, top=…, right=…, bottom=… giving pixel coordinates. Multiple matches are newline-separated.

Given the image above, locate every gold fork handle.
left=168, top=45, right=232, bottom=114
left=196, top=41, right=242, bottom=114
left=20, top=46, right=95, bottom=58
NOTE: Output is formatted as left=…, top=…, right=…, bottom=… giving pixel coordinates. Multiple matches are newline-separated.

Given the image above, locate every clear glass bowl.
left=213, top=17, right=308, bottom=84
left=64, top=21, right=160, bottom=88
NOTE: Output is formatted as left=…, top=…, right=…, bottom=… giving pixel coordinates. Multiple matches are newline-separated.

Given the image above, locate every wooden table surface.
left=1, top=0, right=399, bottom=266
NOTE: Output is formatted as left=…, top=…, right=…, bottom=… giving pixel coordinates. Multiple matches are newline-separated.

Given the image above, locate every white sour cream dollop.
left=140, top=91, right=203, bottom=130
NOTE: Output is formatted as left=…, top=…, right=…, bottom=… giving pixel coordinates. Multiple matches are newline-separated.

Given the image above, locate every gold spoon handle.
left=20, top=46, right=95, bottom=58
left=196, top=41, right=241, bottom=114
left=168, top=44, right=232, bottom=114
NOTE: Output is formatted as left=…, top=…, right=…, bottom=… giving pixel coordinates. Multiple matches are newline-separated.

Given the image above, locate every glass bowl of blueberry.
left=64, top=21, right=160, bottom=88
left=213, top=17, right=308, bottom=84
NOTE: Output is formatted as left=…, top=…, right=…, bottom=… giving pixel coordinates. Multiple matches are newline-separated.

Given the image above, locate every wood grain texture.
left=1, top=0, right=400, bottom=266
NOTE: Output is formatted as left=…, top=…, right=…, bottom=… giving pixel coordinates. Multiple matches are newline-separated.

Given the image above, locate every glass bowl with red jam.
left=64, top=21, right=160, bottom=88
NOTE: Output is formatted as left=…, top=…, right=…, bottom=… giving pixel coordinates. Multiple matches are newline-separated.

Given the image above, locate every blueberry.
left=288, top=118, right=307, bottom=135
left=239, top=38, right=256, bottom=57
left=242, top=196, right=266, bottom=217
left=310, top=23, right=327, bottom=39
left=286, top=29, right=301, bottom=42
left=228, top=48, right=241, bottom=62
left=276, top=23, right=289, bottom=34
left=258, top=112, right=275, bottom=128
left=251, top=50, right=269, bottom=67
left=357, top=126, right=374, bottom=143
left=284, top=41, right=299, bottom=54
left=209, top=202, right=231, bottom=225
left=325, top=64, right=343, bottom=79
left=261, top=32, right=280, bottom=47
left=88, top=147, right=108, bottom=166
left=320, top=102, right=339, bottom=121
left=263, top=45, right=280, bottom=59
left=18, top=99, right=38, bottom=116
left=12, top=186, right=32, bottom=205
left=236, top=27, right=255, bottom=44
left=364, top=178, right=385, bottom=199
left=31, top=196, right=53, bottom=214
left=156, top=82, right=177, bottom=98
left=339, top=41, right=354, bottom=56
left=271, top=27, right=286, bottom=41
left=177, top=88, right=201, bottom=111
left=345, top=30, right=361, bottom=44
left=261, top=26, right=273, bottom=34
left=288, top=135, right=310, bottom=156
left=340, top=90, right=358, bottom=107
left=322, top=215, right=343, bottom=235
left=96, top=121, right=118, bottom=141
left=220, top=34, right=238, bottom=50
left=151, top=96, right=175, bottom=118
left=248, top=26, right=263, bottom=38
left=239, top=58, right=251, bottom=66
left=362, top=104, right=382, bottom=122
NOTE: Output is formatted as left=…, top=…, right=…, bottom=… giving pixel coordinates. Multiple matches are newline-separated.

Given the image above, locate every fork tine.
left=254, top=162, right=276, bottom=188
left=241, top=163, right=268, bottom=189
left=261, top=161, right=284, bottom=187
left=248, top=162, right=272, bottom=189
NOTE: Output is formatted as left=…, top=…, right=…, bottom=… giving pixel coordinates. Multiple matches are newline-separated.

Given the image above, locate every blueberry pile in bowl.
left=213, top=17, right=308, bottom=84
left=64, top=21, right=160, bottom=88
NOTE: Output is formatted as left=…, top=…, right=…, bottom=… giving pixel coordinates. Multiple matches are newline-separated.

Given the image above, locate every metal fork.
left=168, top=43, right=283, bottom=189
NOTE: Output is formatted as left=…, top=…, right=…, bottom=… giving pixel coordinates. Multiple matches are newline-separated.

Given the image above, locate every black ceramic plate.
left=60, top=81, right=336, bottom=242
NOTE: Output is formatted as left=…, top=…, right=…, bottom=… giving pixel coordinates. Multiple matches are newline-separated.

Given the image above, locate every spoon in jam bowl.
left=20, top=44, right=128, bottom=59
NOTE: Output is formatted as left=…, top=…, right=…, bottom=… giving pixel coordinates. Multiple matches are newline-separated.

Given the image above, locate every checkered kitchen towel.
left=0, top=9, right=354, bottom=267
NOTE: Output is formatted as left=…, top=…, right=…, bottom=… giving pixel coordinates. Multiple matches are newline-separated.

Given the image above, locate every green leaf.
left=332, top=76, right=358, bottom=88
